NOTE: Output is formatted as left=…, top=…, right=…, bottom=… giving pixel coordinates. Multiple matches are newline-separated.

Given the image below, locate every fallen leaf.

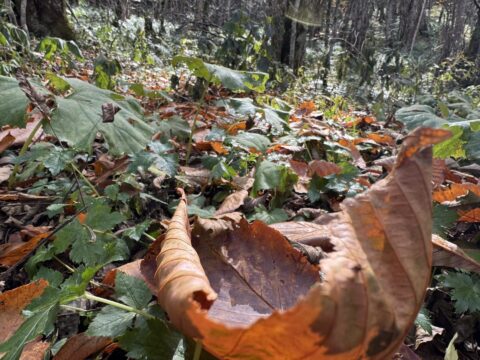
left=270, top=221, right=333, bottom=251
left=366, top=133, right=395, bottom=146
left=53, top=333, right=112, bottom=360
left=0, top=166, right=12, bottom=184
left=458, top=208, right=480, bottom=223
left=193, top=212, right=244, bottom=238
left=433, top=183, right=480, bottom=203
left=308, top=160, right=342, bottom=177
left=20, top=340, right=50, bottom=360
left=147, top=127, right=450, bottom=359
left=0, top=133, right=15, bottom=153
left=215, top=190, right=248, bottom=215
left=0, top=232, right=50, bottom=267
left=338, top=138, right=367, bottom=168
left=0, top=280, right=49, bottom=359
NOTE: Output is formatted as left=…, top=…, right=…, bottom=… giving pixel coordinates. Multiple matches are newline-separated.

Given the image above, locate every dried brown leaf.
left=149, top=127, right=450, bottom=359
left=215, top=190, right=248, bottom=215
left=53, top=333, right=112, bottom=360
left=432, top=235, right=480, bottom=273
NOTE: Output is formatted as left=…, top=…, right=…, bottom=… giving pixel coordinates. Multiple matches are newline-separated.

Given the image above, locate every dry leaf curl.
left=152, top=128, right=451, bottom=359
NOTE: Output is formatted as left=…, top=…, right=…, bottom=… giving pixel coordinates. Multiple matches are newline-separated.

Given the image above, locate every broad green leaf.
left=61, top=266, right=100, bottom=300
left=46, top=72, right=71, bottom=93
left=123, top=220, right=153, bottom=241
left=173, top=56, right=269, bottom=93
left=86, top=306, right=136, bottom=338
left=115, top=272, right=152, bottom=309
left=33, top=267, right=64, bottom=288
left=0, top=76, right=29, bottom=127
left=252, top=160, right=298, bottom=194
left=395, top=104, right=447, bottom=129
left=440, top=272, right=480, bottom=314
left=49, top=78, right=154, bottom=155
left=119, top=318, right=183, bottom=360
left=231, top=132, right=271, bottom=152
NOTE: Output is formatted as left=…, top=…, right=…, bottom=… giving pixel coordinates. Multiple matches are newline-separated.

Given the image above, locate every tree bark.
left=17, top=0, right=75, bottom=40
left=5, top=0, right=18, bottom=26
left=466, top=2, right=480, bottom=58
left=20, top=0, right=28, bottom=32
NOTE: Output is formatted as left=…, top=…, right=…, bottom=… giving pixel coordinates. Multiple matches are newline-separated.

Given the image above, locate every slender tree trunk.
left=4, top=0, right=18, bottom=26
left=466, top=2, right=480, bottom=58
left=19, top=0, right=28, bottom=32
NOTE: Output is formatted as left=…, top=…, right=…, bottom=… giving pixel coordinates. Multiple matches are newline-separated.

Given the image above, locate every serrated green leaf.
left=33, top=267, right=64, bottom=287
left=86, top=305, right=136, bottom=338
left=115, top=272, right=152, bottom=309
left=48, top=78, right=154, bottom=155
left=440, top=272, right=480, bottom=314
left=119, top=318, right=183, bottom=360
left=249, top=206, right=289, bottom=224
left=432, top=204, right=458, bottom=237
left=84, top=200, right=125, bottom=231
left=61, top=266, right=99, bottom=300
left=123, top=220, right=153, bottom=241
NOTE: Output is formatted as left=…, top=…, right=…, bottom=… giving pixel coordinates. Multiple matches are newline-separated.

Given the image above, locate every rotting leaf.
left=146, top=127, right=451, bottom=359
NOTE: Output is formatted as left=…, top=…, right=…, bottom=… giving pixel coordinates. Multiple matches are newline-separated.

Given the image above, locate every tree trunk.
left=18, top=0, right=75, bottom=40
left=20, top=0, right=28, bottom=32
left=466, top=6, right=480, bottom=58
left=5, top=0, right=18, bottom=26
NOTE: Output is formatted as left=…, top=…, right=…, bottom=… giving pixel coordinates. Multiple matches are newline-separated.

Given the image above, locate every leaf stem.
left=70, top=163, right=100, bottom=197
left=8, top=119, right=44, bottom=189
left=83, top=292, right=155, bottom=320
left=193, top=340, right=203, bottom=360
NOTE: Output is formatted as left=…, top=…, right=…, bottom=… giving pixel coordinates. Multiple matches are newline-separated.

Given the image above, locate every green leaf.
left=440, top=272, right=480, bottom=314
left=252, top=160, right=298, bottom=194
left=61, top=266, right=99, bottom=300
left=119, top=318, right=183, bottom=360
left=249, top=206, right=289, bottom=224
left=46, top=72, right=71, bottom=93
left=33, top=267, right=64, bottom=287
left=0, top=76, right=29, bottom=127
left=445, top=333, right=459, bottom=360
left=86, top=306, right=136, bottom=338
left=415, top=308, right=433, bottom=335
left=173, top=56, right=269, bottom=93
left=432, top=204, right=458, bottom=237
left=48, top=77, right=154, bottom=155
left=433, top=125, right=466, bottom=159
left=115, top=272, right=152, bottom=309
left=231, top=132, right=271, bottom=153
left=85, top=199, right=125, bottom=231
left=157, top=116, right=191, bottom=141
left=0, top=287, right=59, bottom=360
left=123, top=220, right=153, bottom=241
left=395, top=104, right=447, bottom=129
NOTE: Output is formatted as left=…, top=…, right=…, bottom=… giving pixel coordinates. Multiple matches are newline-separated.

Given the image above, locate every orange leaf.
left=226, top=121, right=246, bottom=135
left=0, top=232, right=50, bottom=267
left=298, top=100, right=316, bottom=114
left=366, top=133, right=395, bottom=145
left=458, top=208, right=480, bottom=222
left=77, top=212, right=87, bottom=224
left=338, top=139, right=367, bottom=168
left=210, top=141, right=229, bottom=155
left=147, top=128, right=451, bottom=359
left=0, top=133, right=16, bottom=153
left=0, top=280, right=49, bottom=359
left=432, top=183, right=480, bottom=203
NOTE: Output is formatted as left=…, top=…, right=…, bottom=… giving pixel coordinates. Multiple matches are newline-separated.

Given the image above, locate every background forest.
left=1, top=0, right=480, bottom=359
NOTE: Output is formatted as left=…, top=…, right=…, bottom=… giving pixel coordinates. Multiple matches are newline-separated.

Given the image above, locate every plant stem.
left=83, top=292, right=156, bottom=320
left=185, top=111, right=199, bottom=165
left=143, top=232, right=156, bottom=242
left=8, top=119, right=44, bottom=189
left=53, top=255, right=76, bottom=273
left=70, top=163, right=100, bottom=197
left=193, top=341, right=203, bottom=360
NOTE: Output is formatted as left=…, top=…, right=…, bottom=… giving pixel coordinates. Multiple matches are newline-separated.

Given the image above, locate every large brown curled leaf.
left=152, top=128, right=450, bottom=359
